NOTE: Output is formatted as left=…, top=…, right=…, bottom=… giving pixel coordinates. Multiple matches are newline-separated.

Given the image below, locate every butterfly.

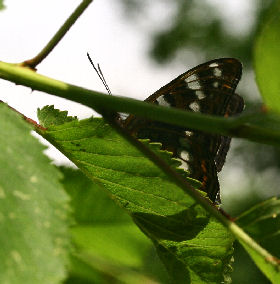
left=122, top=58, right=244, bottom=202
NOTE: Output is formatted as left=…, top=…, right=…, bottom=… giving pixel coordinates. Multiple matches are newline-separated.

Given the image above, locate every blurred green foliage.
left=0, top=0, right=4, bottom=10
left=255, top=0, right=280, bottom=112
left=120, top=0, right=272, bottom=65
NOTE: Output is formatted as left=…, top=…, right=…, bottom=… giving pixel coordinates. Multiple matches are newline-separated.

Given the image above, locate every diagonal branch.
left=20, top=0, right=93, bottom=69
left=1, top=61, right=280, bottom=146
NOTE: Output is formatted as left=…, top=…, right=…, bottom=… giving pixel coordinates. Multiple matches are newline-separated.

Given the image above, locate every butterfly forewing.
left=123, top=58, right=244, bottom=202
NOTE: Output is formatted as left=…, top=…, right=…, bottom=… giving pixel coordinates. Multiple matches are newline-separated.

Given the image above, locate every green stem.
left=229, top=221, right=276, bottom=264
left=21, top=0, right=93, bottom=69
left=228, top=221, right=280, bottom=279
left=1, top=61, right=280, bottom=146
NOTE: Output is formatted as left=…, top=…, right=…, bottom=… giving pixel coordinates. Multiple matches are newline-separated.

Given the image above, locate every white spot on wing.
left=209, top=62, right=219, bottom=67
left=213, top=81, right=219, bottom=88
left=213, top=67, right=222, bottom=77
left=185, top=74, right=198, bottom=83
left=178, top=160, right=189, bottom=171
left=185, top=130, right=193, bottom=136
left=156, top=96, right=171, bottom=107
left=196, top=90, right=206, bottom=100
left=180, top=150, right=190, bottom=161
left=186, top=80, right=201, bottom=90
left=189, top=101, right=200, bottom=112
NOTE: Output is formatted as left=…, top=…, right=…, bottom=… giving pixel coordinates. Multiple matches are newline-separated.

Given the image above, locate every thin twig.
left=21, top=0, right=93, bottom=69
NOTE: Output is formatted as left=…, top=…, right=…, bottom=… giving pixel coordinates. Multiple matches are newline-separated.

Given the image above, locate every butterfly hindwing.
left=123, top=58, right=244, bottom=202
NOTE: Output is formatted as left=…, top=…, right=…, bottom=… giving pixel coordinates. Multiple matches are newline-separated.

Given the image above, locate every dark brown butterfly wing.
left=123, top=58, right=244, bottom=202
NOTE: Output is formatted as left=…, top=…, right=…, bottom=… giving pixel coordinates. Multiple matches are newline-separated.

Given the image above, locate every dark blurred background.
left=118, top=1, right=276, bottom=283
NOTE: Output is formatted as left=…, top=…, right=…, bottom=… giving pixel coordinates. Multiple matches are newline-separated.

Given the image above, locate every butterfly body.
left=123, top=58, right=244, bottom=202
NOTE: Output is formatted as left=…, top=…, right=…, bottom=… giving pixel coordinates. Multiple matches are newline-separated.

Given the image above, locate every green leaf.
left=0, top=104, right=70, bottom=284
left=38, top=106, right=234, bottom=283
left=254, top=0, right=280, bottom=112
left=59, top=167, right=167, bottom=283
left=59, top=166, right=131, bottom=225
left=236, top=198, right=280, bottom=283
left=37, top=105, right=77, bottom=128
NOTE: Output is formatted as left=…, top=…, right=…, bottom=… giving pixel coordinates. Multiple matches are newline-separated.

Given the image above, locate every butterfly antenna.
left=97, top=63, right=112, bottom=95
left=87, top=52, right=112, bottom=95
